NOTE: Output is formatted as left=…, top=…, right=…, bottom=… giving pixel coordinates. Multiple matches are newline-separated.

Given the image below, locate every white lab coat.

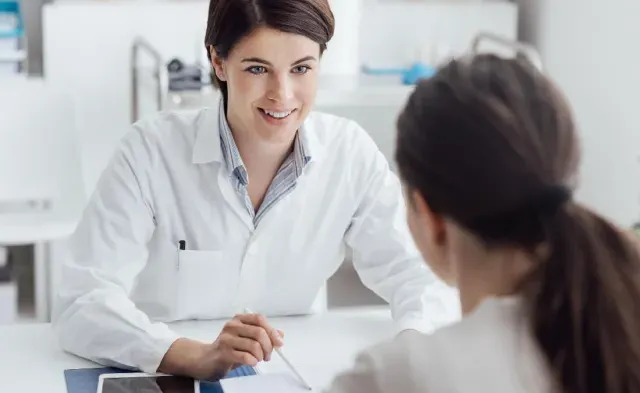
left=52, top=103, right=458, bottom=374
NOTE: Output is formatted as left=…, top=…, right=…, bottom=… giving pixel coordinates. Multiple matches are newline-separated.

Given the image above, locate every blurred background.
left=0, top=0, right=638, bottom=325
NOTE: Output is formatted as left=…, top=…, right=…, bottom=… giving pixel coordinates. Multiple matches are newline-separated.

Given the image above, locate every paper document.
left=220, top=373, right=314, bottom=393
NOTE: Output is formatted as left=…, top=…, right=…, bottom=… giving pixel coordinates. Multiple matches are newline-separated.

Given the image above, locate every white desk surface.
left=0, top=306, right=397, bottom=393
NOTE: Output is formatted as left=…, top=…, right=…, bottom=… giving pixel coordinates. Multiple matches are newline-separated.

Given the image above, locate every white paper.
left=220, top=373, right=314, bottom=393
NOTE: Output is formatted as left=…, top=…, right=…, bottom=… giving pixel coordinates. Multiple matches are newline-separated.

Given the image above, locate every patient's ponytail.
left=527, top=203, right=640, bottom=393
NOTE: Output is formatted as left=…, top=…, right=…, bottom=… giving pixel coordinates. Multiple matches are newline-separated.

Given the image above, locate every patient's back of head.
left=396, top=54, right=640, bottom=393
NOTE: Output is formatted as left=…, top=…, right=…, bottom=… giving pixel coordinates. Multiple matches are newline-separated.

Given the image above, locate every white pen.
left=243, top=308, right=313, bottom=390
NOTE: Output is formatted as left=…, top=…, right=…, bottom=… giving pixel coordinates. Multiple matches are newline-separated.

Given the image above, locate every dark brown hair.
left=204, top=0, right=335, bottom=103
left=396, top=54, right=640, bottom=393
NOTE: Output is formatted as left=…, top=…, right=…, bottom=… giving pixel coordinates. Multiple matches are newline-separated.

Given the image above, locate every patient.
left=327, top=54, right=640, bottom=393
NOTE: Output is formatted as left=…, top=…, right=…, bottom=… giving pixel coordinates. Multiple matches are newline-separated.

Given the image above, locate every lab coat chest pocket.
left=176, top=250, right=237, bottom=319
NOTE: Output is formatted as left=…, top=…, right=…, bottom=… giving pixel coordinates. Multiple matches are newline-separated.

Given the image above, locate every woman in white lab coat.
left=52, top=0, right=455, bottom=382
left=326, top=55, right=640, bottom=393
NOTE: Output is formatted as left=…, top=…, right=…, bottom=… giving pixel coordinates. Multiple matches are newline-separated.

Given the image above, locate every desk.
left=0, top=307, right=397, bottom=392
left=0, top=211, right=78, bottom=322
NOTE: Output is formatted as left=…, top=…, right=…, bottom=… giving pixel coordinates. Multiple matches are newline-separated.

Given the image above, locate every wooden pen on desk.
left=243, top=308, right=313, bottom=390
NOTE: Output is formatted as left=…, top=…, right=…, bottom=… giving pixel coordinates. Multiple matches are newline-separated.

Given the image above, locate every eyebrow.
left=241, top=56, right=318, bottom=66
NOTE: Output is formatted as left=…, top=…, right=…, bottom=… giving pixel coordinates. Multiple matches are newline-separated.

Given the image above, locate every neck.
left=226, top=116, right=296, bottom=176
left=235, top=130, right=294, bottom=172
left=225, top=109, right=296, bottom=172
left=452, top=230, right=537, bottom=316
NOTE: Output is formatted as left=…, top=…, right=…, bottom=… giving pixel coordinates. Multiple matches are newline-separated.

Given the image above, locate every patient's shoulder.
left=327, top=330, right=436, bottom=393
left=328, top=297, right=551, bottom=393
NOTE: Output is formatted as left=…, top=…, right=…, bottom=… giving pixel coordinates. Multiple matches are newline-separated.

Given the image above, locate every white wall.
left=517, top=0, right=640, bottom=227
left=360, top=2, right=517, bottom=67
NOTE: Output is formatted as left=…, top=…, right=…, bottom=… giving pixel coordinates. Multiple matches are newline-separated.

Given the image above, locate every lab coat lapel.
left=192, top=105, right=224, bottom=164
left=192, top=102, right=254, bottom=231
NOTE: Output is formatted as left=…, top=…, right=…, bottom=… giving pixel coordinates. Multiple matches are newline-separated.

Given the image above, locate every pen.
left=176, top=240, right=186, bottom=270
left=243, top=308, right=313, bottom=390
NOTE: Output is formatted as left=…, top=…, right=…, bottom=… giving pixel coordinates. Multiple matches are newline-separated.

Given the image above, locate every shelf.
left=0, top=48, right=26, bottom=63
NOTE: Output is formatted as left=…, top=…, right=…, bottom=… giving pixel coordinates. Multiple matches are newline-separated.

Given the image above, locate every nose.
left=267, top=73, right=293, bottom=102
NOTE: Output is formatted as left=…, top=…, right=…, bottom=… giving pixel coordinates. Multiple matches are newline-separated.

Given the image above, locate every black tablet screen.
left=101, top=376, right=196, bottom=393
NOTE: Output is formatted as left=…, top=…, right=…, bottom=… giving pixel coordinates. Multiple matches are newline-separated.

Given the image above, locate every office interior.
left=0, top=0, right=638, bottom=328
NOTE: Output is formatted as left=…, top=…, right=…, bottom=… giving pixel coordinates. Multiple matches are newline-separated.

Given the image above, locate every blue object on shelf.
left=0, top=1, right=24, bottom=39
left=0, top=29, right=22, bottom=39
left=362, top=63, right=437, bottom=85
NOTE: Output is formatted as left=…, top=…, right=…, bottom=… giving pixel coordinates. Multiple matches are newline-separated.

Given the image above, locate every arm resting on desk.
left=52, top=129, right=179, bottom=373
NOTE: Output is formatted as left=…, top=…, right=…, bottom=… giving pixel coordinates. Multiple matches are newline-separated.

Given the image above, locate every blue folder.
left=63, top=365, right=256, bottom=393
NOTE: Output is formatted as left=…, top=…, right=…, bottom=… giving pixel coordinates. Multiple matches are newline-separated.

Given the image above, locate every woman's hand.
left=205, top=313, right=285, bottom=376
left=159, top=313, right=284, bottom=381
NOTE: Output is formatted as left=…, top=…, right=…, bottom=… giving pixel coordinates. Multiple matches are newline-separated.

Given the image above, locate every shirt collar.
left=218, top=99, right=247, bottom=182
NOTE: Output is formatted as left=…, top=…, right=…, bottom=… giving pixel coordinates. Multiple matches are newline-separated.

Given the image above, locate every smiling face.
left=211, top=26, right=320, bottom=146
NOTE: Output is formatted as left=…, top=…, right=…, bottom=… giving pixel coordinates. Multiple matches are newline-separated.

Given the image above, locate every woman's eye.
left=246, top=66, right=266, bottom=74
left=292, top=65, right=311, bottom=74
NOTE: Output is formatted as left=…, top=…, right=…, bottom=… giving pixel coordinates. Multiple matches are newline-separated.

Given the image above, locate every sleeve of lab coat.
left=51, top=128, right=180, bottom=373
left=344, top=132, right=460, bottom=334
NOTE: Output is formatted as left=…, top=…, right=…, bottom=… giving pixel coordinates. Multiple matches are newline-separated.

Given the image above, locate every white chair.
left=0, top=76, right=85, bottom=322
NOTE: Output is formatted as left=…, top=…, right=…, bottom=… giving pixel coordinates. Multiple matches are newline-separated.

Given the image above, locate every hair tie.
left=538, top=185, right=572, bottom=215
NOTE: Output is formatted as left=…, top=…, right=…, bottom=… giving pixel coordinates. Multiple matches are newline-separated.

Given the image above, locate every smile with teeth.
left=261, top=108, right=295, bottom=119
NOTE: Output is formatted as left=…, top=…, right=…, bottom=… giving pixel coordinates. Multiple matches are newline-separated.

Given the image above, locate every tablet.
left=97, top=373, right=200, bottom=393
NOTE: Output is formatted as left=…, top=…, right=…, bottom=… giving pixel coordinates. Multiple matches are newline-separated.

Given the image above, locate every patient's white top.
left=327, top=296, right=556, bottom=393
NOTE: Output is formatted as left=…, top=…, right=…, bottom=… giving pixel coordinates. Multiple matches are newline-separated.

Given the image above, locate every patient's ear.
left=210, top=46, right=227, bottom=82
left=412, top=190, right=446, bottom=247
left=409, top=189, right=454, bottom=284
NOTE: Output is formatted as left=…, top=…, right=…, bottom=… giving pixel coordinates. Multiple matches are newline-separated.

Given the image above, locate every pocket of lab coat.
left=176, top=250, right=233, bottom=319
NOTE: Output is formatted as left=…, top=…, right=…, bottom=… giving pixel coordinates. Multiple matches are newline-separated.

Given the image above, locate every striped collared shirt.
left=218, top=101, right=311, bottom=227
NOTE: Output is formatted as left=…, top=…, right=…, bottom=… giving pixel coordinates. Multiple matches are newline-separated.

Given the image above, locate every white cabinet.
left=0, top=283, right=17, bottom=324
left=0, top=247, right=16, bottom=324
